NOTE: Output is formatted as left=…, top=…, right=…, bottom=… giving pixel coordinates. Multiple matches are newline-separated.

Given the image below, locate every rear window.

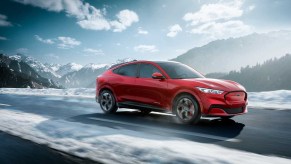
left=113, top=64, right=137, bottom=77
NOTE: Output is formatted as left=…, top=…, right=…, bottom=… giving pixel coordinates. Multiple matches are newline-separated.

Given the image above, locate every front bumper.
left=200, top=91, right=248, bottom=117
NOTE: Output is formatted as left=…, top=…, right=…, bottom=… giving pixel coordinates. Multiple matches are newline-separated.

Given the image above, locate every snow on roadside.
left=1, top=88, right=291, bottom=110
left=0, top=88, right=95, bottom=98
left=0, top=109, right=290, bottom=164
left=247, top=90, right=291, bottom=109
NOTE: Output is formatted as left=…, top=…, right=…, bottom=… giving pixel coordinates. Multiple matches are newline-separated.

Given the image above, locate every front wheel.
left=99, top=90, right=118, bottom=114
left=173, top=94, right=201, bottom=124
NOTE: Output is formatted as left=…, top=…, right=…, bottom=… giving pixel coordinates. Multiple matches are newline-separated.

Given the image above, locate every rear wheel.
left=174, top=94, right=201, bottom=124
left=99, top=90, right=118, bottom=114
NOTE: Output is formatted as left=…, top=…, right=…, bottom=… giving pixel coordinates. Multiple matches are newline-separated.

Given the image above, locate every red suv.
left=96, top=60, right=247, bottom=124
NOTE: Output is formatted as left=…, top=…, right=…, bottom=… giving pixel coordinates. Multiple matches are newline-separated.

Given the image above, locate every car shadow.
left=69, top=110, right=245, bottom=143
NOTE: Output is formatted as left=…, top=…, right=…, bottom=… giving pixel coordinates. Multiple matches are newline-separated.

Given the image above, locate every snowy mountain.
left=6, top=54, right=110, bottom=88
left=60, top=63, right=108, bottom=88
left=9, top=54, right=61, bottom=80
left=0, top=54, right=61, bottom=88
left=55, top=62, right=83, bottom=76
left=172, top=30, right=291, bottom=74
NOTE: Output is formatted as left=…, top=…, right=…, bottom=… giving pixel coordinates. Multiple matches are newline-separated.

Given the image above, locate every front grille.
left=225, top=91, right=246, bottom=103
left=224, top=107, right=244, bottom=114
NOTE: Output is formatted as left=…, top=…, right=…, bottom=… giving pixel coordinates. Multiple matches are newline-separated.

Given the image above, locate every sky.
left=0, top=0, right=291, bottom=65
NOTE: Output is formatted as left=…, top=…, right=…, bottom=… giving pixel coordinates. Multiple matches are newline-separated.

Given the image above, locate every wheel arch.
left=98, top=85, right=118, bottom=102
left=171, top=90, right=203, bottom=114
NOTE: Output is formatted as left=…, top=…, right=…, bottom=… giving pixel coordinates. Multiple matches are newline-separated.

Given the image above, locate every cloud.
left=83, top=48, right=104, bottom=56
left=110, top=10, right=139, bottom=32
left=134, top=45, right=158, bottom=53
left=0, top=14, right=12, bottom=27
left=16, top=48, right=28, bottom=54
left=247, top=5, right=255, bottom=11
left=183, top=1, right=243, bottom=25
left=0, top=36, right=7, bottom=40
left=46, top=53, right=59, bottom=59
left=183, top=0, right=252, bottom=40
left=167, top=24, right=182, bottom=37
left=57, top=36, right=81, bottom=49
left=14, top=0, right=138, bottom=32
left=137, top=27, right=148, bottom=35
left=190, top=20, right=251, bottom=39
left=35, top=35, right=54, bottom=44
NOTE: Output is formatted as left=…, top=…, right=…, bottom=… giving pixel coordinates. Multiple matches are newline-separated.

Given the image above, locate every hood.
left=184, top=78, right=245, bottom=92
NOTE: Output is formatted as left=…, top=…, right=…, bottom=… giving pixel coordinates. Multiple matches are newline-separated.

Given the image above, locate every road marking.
left=89, top=117, right=240, bottom=143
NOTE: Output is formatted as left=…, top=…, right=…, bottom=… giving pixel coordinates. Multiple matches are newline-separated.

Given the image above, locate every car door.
left=111, top=63, right=138, bottom=102
left=134, top=63, right=168, bottom=108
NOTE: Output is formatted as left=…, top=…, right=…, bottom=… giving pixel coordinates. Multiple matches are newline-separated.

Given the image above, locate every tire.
left=99, top=90, right=118, bottom=114
left=173, top=94, right=201, bottom=124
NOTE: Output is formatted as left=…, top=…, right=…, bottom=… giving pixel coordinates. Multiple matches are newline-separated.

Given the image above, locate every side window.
left=113, top=64, right=137, bottom=77
left=139, top=64, right=161, bottom=78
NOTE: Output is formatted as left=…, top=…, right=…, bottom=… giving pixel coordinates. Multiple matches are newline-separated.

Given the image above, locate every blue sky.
left=0, top=0, right=291, bottom=65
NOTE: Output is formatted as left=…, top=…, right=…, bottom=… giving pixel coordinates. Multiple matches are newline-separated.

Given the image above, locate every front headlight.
left=196, top=87, right=224, bottom=94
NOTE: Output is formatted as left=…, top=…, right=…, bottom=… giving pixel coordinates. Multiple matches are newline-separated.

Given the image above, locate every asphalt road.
left=0, top=94, right=291, bottom=162
left=0, top=131, right=98, bottom=164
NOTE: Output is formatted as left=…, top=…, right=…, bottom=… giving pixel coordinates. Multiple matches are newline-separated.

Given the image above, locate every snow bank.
left=247, top=90, right=291, bottom=109
left=0, top=109, right=290, bottom=164
left=1, top=88, right=291, bottom=109
left=0, top=88, right=95, bottom=98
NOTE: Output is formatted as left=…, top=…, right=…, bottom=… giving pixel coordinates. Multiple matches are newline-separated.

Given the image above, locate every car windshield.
left=156, top=62, right=205, bottom=79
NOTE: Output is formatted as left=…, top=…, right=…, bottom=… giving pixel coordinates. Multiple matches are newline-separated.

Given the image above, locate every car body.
left=96, top=60, right=247, bottom=124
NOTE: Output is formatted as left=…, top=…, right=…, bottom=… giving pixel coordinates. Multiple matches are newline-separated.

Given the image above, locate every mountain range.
left=1, top=30, right=291, bottom=90
left=172, top=30, right=291, bottom=74
left=220, top=54, right=291, bottom=91
left=0, top=54, right=60, bottom=88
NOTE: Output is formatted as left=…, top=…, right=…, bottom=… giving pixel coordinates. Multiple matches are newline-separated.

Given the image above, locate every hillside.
left=221, top=54, right=291, bottom=91
left=172, top=31, right=291, bottom=74
left=0, top=54, right=61, bottom=88
left=59, top=64, right=107, bottom=88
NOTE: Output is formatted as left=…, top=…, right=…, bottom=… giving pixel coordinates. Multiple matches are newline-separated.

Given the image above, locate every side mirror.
left=152, top=72, right=165, bottom=79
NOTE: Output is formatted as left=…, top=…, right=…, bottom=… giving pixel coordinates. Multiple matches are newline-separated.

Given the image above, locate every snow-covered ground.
left=1, top=88, right=291, bottom=110
left=0, top=109, right=290, bottom=164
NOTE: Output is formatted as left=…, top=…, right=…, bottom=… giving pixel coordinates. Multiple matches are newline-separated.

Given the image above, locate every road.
left=0, top=94, right=291, bottom=162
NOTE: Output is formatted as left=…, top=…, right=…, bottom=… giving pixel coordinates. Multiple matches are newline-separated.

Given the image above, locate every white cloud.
left=0, top=14, right=12, bottom=26
left=83, top=48, right=104, bottom=56
left=14, top=0, right=138, bottom=32
left=16, top=48, right=28, bottom=54
left=190, top=20, right=252, bottom=39
left=46, top=53, right=59, bottom=59
left=183, top=1, right=243, bottom=25
left=35, top=35, right=54, bottom=44
left=167, top=24, right=182, bottom=37
left=138, top=27, right=148, bottom=35
left=134, top=45, right=158, bottom=53
left=248, top=5, right=255, bottom=11
left=0, top=36, right=7, bottom=40
left=110, top=10, right=139, bottom=32
left=57, top=36, right=81, bottom=49
left=183, top=0, right=252, bottom=40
